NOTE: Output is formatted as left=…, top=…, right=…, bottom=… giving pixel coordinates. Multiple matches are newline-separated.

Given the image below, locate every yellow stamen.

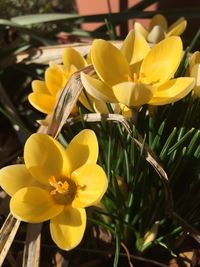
left=133, top=73, right=139, bottom=82
left=125, top=73, right=145, bottom=83
left=127, top=75, right=133, bottom=82
left=49, top=176, right=69, bottom=195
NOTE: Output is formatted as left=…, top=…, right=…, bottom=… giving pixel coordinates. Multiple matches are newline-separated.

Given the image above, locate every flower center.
left=48, top=176, right=77, bottom=205
left=126, top=73, right=145, bottom=83
left=49, top=176, right=69, bottom=195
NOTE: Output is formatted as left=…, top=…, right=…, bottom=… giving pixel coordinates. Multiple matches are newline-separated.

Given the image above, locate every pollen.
left=49, top=176, right=69, bottom=195
left=48, top=176, right=77, bottom=205
left=125, top=73, right=144, bottom=83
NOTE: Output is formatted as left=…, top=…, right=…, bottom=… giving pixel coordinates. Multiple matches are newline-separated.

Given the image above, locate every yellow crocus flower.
left=0, top=129, right=108, bottom=250
left=81, top=30, right=194, bottom=108
left=29, top=47, right=131, bottom=117
left=134, top=14, right=187, bottom=43
left=143, top=221, right=159, bottom=246
left=29, top=47, right=87, bottom=115
left=189, top=51, right=200, bottom=97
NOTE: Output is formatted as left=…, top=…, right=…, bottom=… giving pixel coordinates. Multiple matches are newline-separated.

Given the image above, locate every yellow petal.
left=167, top=17, right=187, bottom=37
left=91, top=98, right=109, bottom=113
left=78, top=91, right=94, bottom=112
left=32, top=80, right=49, bottom=94
left=130, top=61, right=143, bottom=78
left=0, top=164, right=38, bottom=196
left=79, top=91, right=119, bottom=114
left=147, top=25, right=165, bottom=43
left=143, top=221, right=159, bottom=245
left=66, top=129, right=98, bottom=173
left=119, top=104, right=132, bottom=118
left=50, top=207, right=86, bottom=250
left=72, top=164, right=108, bottom=208
left=86, top=50, right=92, bottom=64
left=37, top=114, right=52, bottom=127
left=10, top=187, right=64, bottom=222
left=149, top=77, right=195, bottom=105
left=81, top=72, right=117, bottom=103
left=62, top=47, right=87, bottom=70
left=28, top=92, right=56, bottom=114
left=45, top=67, right=67, bottom=96
left=133, top=22, right=148, bottom=38
left=121, top=30, right=150, bottom=65
left=149, top=14, right=168, bottom=31
left=79, top=90, right=120, bottom=114
left=94, top=101, right=121, bottom=114
left=190, top=64, right=200, bottom=97
left=24, top=133, right=70, bottom=184
left=91, top=39, right=130, bottom=86
left=112, top=82, right=153, bottom=107
left=140, top=36, right=183, bottom=85
left=189, top=51, right=200, bottom=74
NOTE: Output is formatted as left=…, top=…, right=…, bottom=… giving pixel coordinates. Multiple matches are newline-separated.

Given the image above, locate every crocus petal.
left=189, top=51, right=200, bottom=74
left=149, top=14, right=168, bottom=32
left=24, top=133, right=70, bottom=184
left=119, top=104, right=132, bottom=118
left=143, top=221, right=159, bottom=245
left=79, top=91, right=118, bottom=114
left=112, top=82, right=153, bottom=107
left=37, top=114, right=52, bottom=127
left=32, top=80, right=50, bottom=94
left=130, top=61, right=143, bottom=78
left=45, top=67, right=67, bottom=96
left=92, top=99, right=109, bottom=113
left=190, top=64, right=200, bottom=97
left=28, top=92, right=56, bottom=114
left=148, top=77, right=195, bottom=105
left=50, top=207, right=86, bottom=250
left=91, top=39, right=130, bottom=86
left=140, top=36, right=182, bottom=85
left=72, top=164, right=108, bottom=208
left=10, top=186, right=64, bottom=223
left=78, top=91, right=94, bottom=112
left=62, top=47, right=87, bottom=70
left=94, top=101, right=121, bottom=114
left=121, top=30, right=150, bottom=65
left=167, top=17, right=187, bottom=37
left=66, top=129, right=98, bottom=173
left=133, top=22, right=148, bottom=38
left=0, top=164, right=38, bottom=196
left=81, top=72, right=117, bottom=103
left=86, top=50, right=92, bottom=64
left=147, top=25, right=165, bottom=43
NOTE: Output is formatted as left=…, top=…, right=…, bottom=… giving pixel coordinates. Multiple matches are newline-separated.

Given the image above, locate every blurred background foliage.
left=0, top=0, right=76, bottom=17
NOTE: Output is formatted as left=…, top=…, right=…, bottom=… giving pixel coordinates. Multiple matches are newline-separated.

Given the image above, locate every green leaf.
left=186, top=130, right=200, bottom=156
left=0, top=18, right=23, bottom=27
left=160, top=128, right=177, bottom=161
left=168, top=128, right=194, bottom=155
left=113, top=226, right=120, bottom=267
left=11, top=13, right=80, bottom=25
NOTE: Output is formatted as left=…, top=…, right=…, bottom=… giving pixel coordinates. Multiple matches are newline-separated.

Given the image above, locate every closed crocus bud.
left=143, top=221, right=160, bottom=245
left=147, top=25, right=166, bottom=43
left=112, top=175, right=128, bottom=197
left=134, top=14, right=187, bottom=44
left=189, top=51, right=200, bottom=97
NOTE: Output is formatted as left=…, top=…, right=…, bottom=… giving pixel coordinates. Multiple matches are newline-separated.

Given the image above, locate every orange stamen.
left=49, top=176, right=69, bottom=195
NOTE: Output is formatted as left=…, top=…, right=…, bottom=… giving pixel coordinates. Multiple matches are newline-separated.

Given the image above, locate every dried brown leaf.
left=22, top=223, right=42, bottom=267
left=0, top=41, right=122, bottom=68
left=47, top=65, right=95, bottom=137
left=0, top=213, right=21, bottom=266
